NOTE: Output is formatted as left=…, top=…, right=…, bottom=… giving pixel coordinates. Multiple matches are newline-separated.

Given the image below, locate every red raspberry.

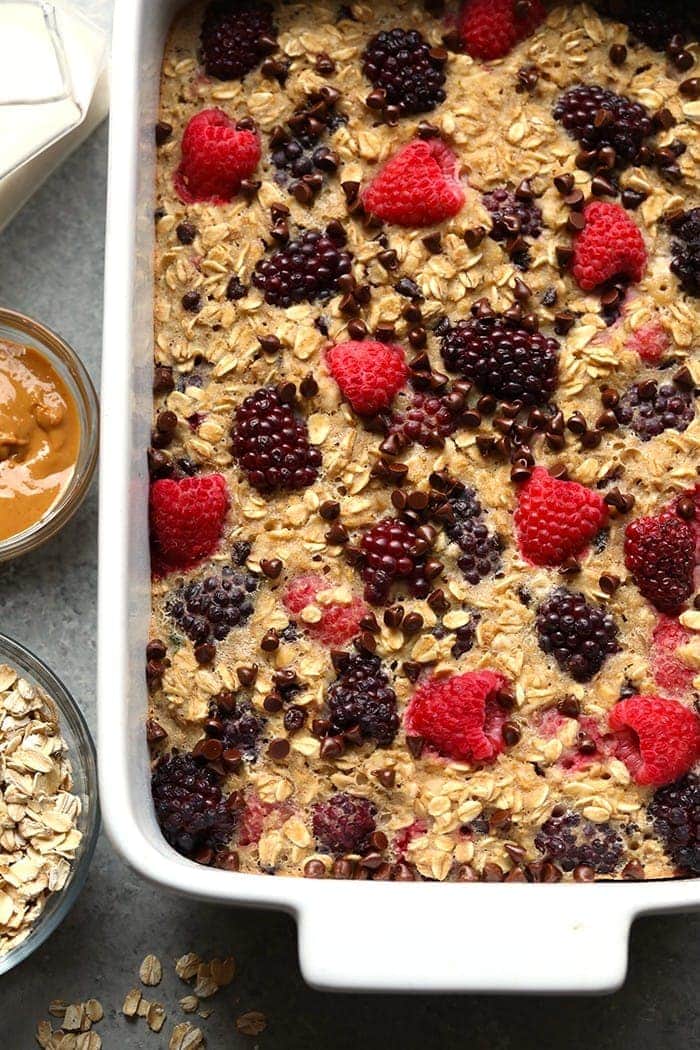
left=609, top=695, right=700, bottom=786
left=283, top=574, right=366, bottom=647
left=652, top=617, right=695, bottom=696
left=174, top=108, right=260, bottom=204
left=405, top=669, right=510, bottom=762
left=572, top=201, right=647, bottom=292
left=514, top=467, right=608, bottom=568
left=238, top=791, right=272, bottom=846
left=325, top=340, right=408, bottom=416
left=624, top=512, right=695, bottom=614
left=458, top=0, right=546, bottom=61
left=627, top=320, right=669, bottom=364
left=361, top=139, right=464, bottom=228
left=150, top=474, right=229, bottom=575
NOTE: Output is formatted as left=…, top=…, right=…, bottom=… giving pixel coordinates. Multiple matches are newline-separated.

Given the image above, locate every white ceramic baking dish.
left=98, top=0, right=700, bottom=993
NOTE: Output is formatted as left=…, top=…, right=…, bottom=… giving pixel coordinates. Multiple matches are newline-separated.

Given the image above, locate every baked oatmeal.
left=146, top=0, right=700, bottom=882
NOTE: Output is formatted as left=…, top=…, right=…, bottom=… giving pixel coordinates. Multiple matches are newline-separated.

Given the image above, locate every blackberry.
left=252, top=228, right=353, bottom=307
left=271, top=89, right=345, bottom=184
left=358, top=517, right=434, bottom=605
left=151, top=753, right=237, bottom=858
left=200, top=0, right=276, bottom=80
left=362, top=28, right=447, bottom=116
left=648, top=773, right=700, bottom=875
left=534, top=808, right=624, bottom=874
left=614, top=380, right=695, bottom=440
left=592, top=1, right=694, bottom=51
left=438, top=312, right=559, bottom=407
left=391, top=392, right=459, bottom=449
left=627, top=6, right=686, bottom=50
left=326, top=652, right=399, bottom=746
left=670, top=208, right=700, bottom=297
left=168, top=567, right=257, bottom=644
left=231, top=387, right=322, bottom=493
left=536, top=590, right=619, bottom=682
left=207, top=695, right=264, bottom=760
left=444, top=484, right=502, bottom=585
left=553, top=85, right=653, bottom=164
left=312, top=792, right=376, bottom=854
left=482, top=188, right=543, bottom=242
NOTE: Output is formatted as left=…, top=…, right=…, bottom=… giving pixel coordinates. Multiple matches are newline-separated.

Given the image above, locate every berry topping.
left=553, top=84, right=653, bottom=165
left=358, top=517, right=436, bottom=605
left=624, top=512, right=695, bottom=614
left=595, top=1, right=689, bottom=52
left=208, top=693, right=264, bottom=760
left=270, top=88, right=346, bottom=190
left=151, top=753, right=237, bottom=859
left=648, top=773, right=700, bottom=875
left=362, top=28, right=447, bottom=116
left=536, top=589, right=619, bottom=682
left=200, top=0, right=276, bottom=80
left=252, top=227, right=353, bottom=307
left=325, top=339, right=408, bottom=416
left=168, top=567, right=257, bottom=644
left=174, top=108, right=260, bottom=204
left=283, top=574, right=366, bottom=647
left=514, top=467, right=608, bottom=568
left=534, top=808, right=624, bottom=874
left=458, top=0, right=546, bottom=61
left=405, top=669, right=510, bottom=763
left=571, top=201, right=647, bottom=292
left=482, top=187, right=543, bottom=242
left=613, top=379, right=695, bottom=441
left=231, top=387, right=322, bottom=494
left=627, top=320, right=669, bottom=364
left=652, top=617, right=695, bottom=696
left=609, top=695, right=700, bottom=786
left=326, top=651, right=399, bottom=746
left=390, top=392, right=461, bottom=449
left=149, top=474, right=230, bottom=575
left=670, top=207, right=700, bottom=297
left=444, top=484, right=502, bottom=584
left=312, top=792, right=376, bottom=854
left=438, top=309, right=559, bottom=407
left=361, top=139, right=464, bottom=228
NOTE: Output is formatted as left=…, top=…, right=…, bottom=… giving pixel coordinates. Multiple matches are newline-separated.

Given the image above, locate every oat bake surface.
left=147, top=0, right=700, bottom=882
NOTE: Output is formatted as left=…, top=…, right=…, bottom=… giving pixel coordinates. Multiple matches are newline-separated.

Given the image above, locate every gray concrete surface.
left=0, top=126, right=697, bottom=1050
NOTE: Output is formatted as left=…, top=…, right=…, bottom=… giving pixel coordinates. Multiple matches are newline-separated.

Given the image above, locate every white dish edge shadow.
left=98, top=0, right=700, bottom=994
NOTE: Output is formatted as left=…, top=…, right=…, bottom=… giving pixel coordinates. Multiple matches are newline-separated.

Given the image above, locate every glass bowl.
left=0, top=633, right=99, bottom=976
left=0, top=308, right=99, bottom=562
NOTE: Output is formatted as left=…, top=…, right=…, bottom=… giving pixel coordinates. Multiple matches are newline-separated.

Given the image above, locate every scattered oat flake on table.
left=236, top=1011, right=268, bottom=1036
left=175, top=952, right=202, bottom=981
left=147, top=1001, right=167, bottom=1032
left=179, top=994, right=200, bottom=1013
left=210, top=956, right=235, bottom=986
left=140, top=952, right=163, bottom=985
left=84, top=1001, right=103, bottom=1025
left=169, top=1022, right=206, bottom=1049
left=193, top=962, right=218, bottom=999
left=75, top=1034, right=101, bottom=1050
left=122, top=987, right=142, bottom=1017
left=36, top=1020, right=53, bottom=1047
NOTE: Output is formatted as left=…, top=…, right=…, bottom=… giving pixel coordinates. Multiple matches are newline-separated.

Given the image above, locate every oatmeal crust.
left=148, top=1, right=700, bottom=881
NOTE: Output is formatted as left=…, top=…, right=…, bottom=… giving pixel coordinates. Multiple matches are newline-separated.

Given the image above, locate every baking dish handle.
left=296, top=887, right=633, bottom=993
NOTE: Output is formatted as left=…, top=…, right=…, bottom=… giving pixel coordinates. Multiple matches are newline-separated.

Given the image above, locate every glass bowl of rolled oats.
left=0, top=634, right=98, bottom=975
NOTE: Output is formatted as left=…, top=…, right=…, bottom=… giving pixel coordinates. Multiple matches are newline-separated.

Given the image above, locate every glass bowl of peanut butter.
left=0, top=309, right=98, bottom=560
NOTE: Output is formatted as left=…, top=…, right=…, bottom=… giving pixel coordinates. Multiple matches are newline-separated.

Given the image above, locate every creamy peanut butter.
left=0, top=338, right=79, bottom=541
